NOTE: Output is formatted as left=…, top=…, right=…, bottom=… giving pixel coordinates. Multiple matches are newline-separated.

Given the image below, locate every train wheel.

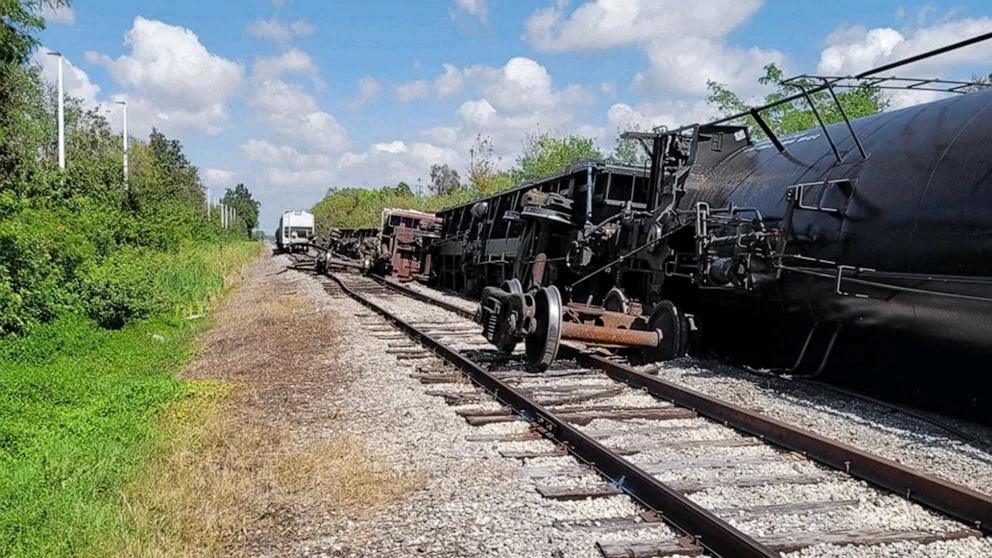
left=525, top=286, right=562, bottom=371
left=644, top=300, right=690, bottom=362
left=495, top=279, right=524, bottom=353
left=603, top=287, right=630, bottom=314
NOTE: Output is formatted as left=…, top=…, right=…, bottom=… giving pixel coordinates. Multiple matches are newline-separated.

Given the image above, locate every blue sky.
left=34, top=1, right=992, bottom=227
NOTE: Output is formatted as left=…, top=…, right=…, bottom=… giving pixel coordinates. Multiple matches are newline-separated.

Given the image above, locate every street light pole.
left=47, top=51, right=65, bottom=170
left=115, top=101, right=128, bottom=185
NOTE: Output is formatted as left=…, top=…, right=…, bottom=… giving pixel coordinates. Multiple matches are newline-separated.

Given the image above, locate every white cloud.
left=396, top=80, right=430, bottom=102
left=817, top=18, right=992, bottom=76
left=524, top=0, right=763, bottom=52
left=349, top=76, right=381, bottom=110
left=435, top=63, right=465, bottom=98
left=245, top=18, right=315, bottom=42
left=203, top=168, right=236, bottom=188
left=253, top=48, right=322, bottom=88
left=240, top=139, right=331, bottom=169
left=421, top=126, right=460, bottom=145
left=264, top=167, right=333, bottom=188
left=113, top=96, right=226, bottom=135
left=607, top=100, right=717, bottom=131
left=336, top=141, right=461, bottom=186
left=463, top=57, right=596, bottom=113
left=450, top=0, right=488, bottom=24
left=523, top=1, right=779, bottom=100
left=468, top=57, right=555, bottom=111
left=816, top=17, right=992, bottom=111
left=637, top=38, right=785, bottom=97
left=250, top=79, right=350, bottom=151
left=89, top=17, right=243, bottom=109
left=40, top=3, right=75, bottom=25
left=85, top=17, right=243, bottom=135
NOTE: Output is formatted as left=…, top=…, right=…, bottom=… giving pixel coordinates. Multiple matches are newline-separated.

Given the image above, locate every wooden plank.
left=500, top=448, right=566, bottom=459
left=712, top=499, right=860, bottom=518
left=760, top=527, right=982, bottom=553
left=492, top=368, right=599, bottom=380
left=536, top=473, right=828, bottom=500
left=559, top=407, right=697, bottom=426
left=553, top=512, right=665, bottom=532
left=563, top=501, right=861, bottom=533
left=523, top=456, right=785, bottom=479
left=537, top=484, right=620, bottom=500
left=539, top=386, right=626, bottom=407
left=423, top=390, right=482, bottom=405
left=597, top=528, right=983, bottom=558
left=465, top=431, right=542, bottom=442
left=395, top=353, right=432, bottom=360
left=436, top=385, right=617, bottom=406
left=460, top=406, right=696, bottom=427
left=409, top=373, right=465, bottom=384
left=464, top=414, right=523, bottom=426
left=581, top=424, right=711, bottom=439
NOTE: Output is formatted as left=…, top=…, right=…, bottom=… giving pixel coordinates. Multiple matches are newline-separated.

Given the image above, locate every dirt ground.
left=120, top=250, right=425, bottom=557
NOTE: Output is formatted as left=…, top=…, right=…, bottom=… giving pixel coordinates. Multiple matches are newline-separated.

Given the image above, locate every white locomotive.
left=275, top=210, right=315, bottom=253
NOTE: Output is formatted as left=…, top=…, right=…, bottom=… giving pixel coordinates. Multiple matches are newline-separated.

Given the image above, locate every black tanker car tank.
left=672, top=89, right=992, bottom=421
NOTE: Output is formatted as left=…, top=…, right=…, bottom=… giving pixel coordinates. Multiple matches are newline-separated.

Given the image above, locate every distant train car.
left=311, top=209, right=441, bottom=281
left=378, top=208, right=442, bottom=282
left=275, top=210, right=315, bottom=253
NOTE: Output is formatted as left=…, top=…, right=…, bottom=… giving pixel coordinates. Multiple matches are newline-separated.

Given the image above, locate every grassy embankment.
left=0, top=241, right=260, bottom=557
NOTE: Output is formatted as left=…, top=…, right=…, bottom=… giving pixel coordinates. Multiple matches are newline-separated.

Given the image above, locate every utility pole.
left=115, top=101, right=128, bottom=185
left=47, top=51, right=65, bottom=170
left=206, top=188, right=211, bottom=218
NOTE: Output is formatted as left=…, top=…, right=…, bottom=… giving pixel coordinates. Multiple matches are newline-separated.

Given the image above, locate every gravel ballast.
left=279, top=270, right=992, bottom=558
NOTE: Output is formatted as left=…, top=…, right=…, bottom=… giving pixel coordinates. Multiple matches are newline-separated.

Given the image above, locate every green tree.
left=516, top=132, right=603, bottom=183
left=467, top=134, right=514, bottom=195
left=220, top=183, right=260, bottom=238
left=428, top=163, right=461, bottom=195
left=609, top=125, right=649, bottom=167
left=1, top=1, right=65, bottom=72
left=706, top=63, right=887, bottom=139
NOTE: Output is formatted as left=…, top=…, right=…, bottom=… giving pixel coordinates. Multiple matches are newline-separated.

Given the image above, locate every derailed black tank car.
left=442, top=87, right=992, bottom=422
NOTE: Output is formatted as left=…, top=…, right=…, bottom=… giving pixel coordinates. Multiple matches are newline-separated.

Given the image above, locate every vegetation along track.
left=313, top=268, right=991, bottom=558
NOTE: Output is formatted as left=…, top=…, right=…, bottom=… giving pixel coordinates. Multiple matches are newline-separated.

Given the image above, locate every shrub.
left=80, top=249, right=164, bottom=329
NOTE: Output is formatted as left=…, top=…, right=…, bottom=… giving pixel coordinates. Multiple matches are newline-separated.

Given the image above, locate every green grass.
left=0, top=241, right=259, bottom=557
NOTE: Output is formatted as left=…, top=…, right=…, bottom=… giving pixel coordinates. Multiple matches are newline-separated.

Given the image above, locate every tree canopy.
left=706, top=63, right=887, bottom=139
left=221, top=183, right=261, bottom=238
left=0, top=0, right=258, bottom=333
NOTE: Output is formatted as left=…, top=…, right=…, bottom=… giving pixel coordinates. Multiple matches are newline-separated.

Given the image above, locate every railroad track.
left=314, top=269, right=991, bottom=557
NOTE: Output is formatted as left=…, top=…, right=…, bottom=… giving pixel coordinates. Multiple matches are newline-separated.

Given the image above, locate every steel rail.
left=331, top=273, right=778, bottom=558
left=370, top=275, right=992, bottom=535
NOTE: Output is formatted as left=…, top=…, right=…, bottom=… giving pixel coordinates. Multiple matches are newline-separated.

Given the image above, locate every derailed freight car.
left=434, top=162, right=653, bottom=299
left=315, top=209, right=441, bottom=282
left=380, top=208, right=442, bottom=282
left=440, top=38, right=992, bottom=421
